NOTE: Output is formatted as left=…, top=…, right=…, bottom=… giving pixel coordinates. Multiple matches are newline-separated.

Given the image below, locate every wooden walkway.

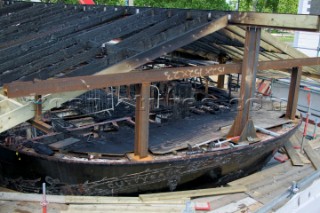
left=1, top=126, right=319, bottom=213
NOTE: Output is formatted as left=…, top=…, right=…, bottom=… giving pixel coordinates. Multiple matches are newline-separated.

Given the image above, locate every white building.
left=293, top=0, right=320, bottom=57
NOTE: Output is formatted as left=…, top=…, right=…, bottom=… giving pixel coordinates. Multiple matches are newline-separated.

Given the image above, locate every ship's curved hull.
left=0, top=122, right=299, bottom=196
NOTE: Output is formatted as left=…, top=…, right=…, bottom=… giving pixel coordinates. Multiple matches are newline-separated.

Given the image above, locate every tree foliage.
left=45, top=0, right=298, bottom=14
left=133, top=0, right=231, bottom=10
left=239, top=0, right=298, bottom=13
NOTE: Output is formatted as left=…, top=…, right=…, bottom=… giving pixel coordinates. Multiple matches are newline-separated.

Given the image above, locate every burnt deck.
left=44, top=109, right=291, bottom=156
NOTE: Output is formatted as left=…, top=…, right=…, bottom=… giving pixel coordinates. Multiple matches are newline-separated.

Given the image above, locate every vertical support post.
left=205, top=78, right=209, bottom=96
left=217, top=75, right=225, bottom=89
left=217, top=54, right=226, bottom=89
left=126, top=85, right=131, bottom=99
left=228, top=27, right=261, bottom=140
left=286, top=67, right=302, bottom=120
left=134, top=82, right=150, bottom=159
left=34, top=95, right=42, bottom=120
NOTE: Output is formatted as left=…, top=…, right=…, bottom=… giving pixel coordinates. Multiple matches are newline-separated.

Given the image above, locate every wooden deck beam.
left=229, top=13, right=320, bottom=31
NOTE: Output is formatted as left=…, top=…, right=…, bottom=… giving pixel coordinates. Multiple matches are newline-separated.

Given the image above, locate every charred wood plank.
left=0, top=6, right=80, bottom=42
left=81, top=9, right=169, bottom=43
left=23, top=48, right=101, bottom=81
left=0, top=7, right=125, bottom=50
left=114, top=11, right=197, bottom=50
left=0, top=47, right=100, bottom=84
left=128, top=15, right=210, bottom=52
left=0, top=4, right=51, bottom=26
left=0, top=1, right=33, bottom=16
left=0, top=3, right=64, bottom=28
left=0, top=9, right=126, bottom=65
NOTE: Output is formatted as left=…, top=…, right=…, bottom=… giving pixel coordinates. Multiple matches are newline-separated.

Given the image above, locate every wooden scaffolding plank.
left=304, top=142, right=320, bottom=170
left=63, top=204, right=186, bottom=213
left=0, top=191, right=189, bottom=204
left=284, top=139, right=304, bottom=166
left=139, top=185, right=247, bottom=201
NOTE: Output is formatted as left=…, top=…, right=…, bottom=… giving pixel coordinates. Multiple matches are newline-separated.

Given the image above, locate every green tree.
left=239, top=0, right=298, bottom=13
left=133, top=0, right=231, bottom=10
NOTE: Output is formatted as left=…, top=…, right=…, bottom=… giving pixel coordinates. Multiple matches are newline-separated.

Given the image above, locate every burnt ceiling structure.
left=0, top=1, right=319, bottom=136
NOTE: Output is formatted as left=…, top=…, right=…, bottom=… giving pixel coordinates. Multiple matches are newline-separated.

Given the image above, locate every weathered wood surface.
left=49, top=137, right=80, bottom=150
left=0, top=191, right=189, bottom=204
left=62, top=204, right=186, bottom=213
left=309, top=138, right=320, bottom=150
left=304, top=142, right=320, bottom=170
left=139, top=185, right=247, bottom=201
left=209, top=197, right=259, bottom=213
left=284, top=139, right=304, bottom=166
left=229, top=13, right=320, bottom=31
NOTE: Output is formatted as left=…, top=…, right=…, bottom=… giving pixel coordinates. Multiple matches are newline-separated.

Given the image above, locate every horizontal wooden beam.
left=4, top=57, right=320, bottom=98
left=229, top=13, right=320, bottom=31
left=258, top=57, right=320, bottom=70
left=4, top=64, right=240, bottom=98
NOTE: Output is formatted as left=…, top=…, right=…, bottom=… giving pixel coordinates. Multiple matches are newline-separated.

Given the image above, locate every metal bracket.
left=239, top=119, right=260, bottom=143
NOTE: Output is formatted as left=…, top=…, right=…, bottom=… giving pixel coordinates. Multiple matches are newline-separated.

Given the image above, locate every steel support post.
left=228, top=27, right=261, bottom=140
left=34, top=95, right=42, bottom=120
left=285, top=67, right=302, bottom=120
left=134, top=82, right=150, bottom=159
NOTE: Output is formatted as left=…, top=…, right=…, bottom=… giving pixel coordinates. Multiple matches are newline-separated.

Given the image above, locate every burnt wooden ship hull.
left=0, top=121, right=300, bottom=195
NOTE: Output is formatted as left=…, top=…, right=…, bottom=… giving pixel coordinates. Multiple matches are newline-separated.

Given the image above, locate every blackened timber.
left=64, top=15, right=228, bottom=77
left=115, top=12, right=190, bottom=50
left=95, top=15, right=228, bottom=75
left=0, top=6, right=121, bottom=55
left=0, top=8, right=126, bottom=61
left=0, top=9, right=126, bottom=67
left=285, top=67, right=302, bottom=120
left=134, top=82, right=150, bottom=159
left=78, top=9, right=163, bottom=43
left=64, top=48, right=139, bottom=78
left=0, top=6, right=81, bottom=42
left=0, top=4, right=49, bottom=27
left=227, top=27, right=261, bottom=138
left=190, top=40, right=221, bottom=55
left=0, top=2, right=33, bottom=16
left=129, top=16, right=209, bottom=52
left=23, top=48, right=100, bottom=82
left=1, top=3, right=64, bottom=27
left=0, top=47, right=100, bottom=84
